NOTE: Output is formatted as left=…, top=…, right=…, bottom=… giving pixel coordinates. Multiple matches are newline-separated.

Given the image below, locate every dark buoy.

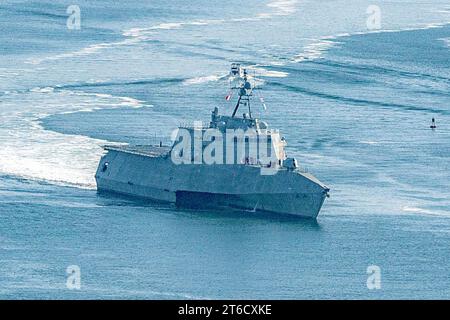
left=430, top=117, right=436, bottom=129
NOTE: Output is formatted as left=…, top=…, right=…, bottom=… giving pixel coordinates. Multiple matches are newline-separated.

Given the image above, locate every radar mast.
left=230, top=68, right=254, bottom=119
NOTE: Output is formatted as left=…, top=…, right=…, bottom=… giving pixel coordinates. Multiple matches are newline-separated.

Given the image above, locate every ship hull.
left=95, top=148, right=329, bottom=219
left=175, top=191, right=326, bottom=218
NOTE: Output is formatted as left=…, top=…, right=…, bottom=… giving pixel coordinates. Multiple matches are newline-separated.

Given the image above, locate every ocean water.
left=1, top=0, right=450, bottom=299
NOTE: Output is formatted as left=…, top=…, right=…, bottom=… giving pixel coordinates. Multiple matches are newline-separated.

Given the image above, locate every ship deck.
left=103, top=144, right=171, bottom=157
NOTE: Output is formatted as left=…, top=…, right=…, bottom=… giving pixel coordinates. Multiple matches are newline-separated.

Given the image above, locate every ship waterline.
left=95, top=146, right=329, bottom=218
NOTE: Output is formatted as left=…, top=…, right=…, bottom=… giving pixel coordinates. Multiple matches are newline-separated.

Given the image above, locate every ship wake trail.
left=268, top=81, right=450, bottom=115
left=0, top=89, right=144, bottom=189
left=26, top=0, right=300, bottom=65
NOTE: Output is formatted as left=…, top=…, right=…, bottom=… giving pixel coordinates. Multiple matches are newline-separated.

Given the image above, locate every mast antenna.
left=230, top=68, right=253, bottom=118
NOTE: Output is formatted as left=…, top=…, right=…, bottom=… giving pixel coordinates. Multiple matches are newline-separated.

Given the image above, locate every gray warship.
left=95, top=64, right=329, bottom=218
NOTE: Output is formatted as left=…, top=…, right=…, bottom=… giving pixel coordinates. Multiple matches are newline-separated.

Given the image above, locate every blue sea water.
left=0, top=0, right=450, bottom=299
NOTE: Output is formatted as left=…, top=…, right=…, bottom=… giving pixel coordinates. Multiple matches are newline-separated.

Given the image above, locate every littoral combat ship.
left=95, top=64, right=329, bottom=218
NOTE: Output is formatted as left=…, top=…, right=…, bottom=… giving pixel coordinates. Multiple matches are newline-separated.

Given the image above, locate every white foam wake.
left=182, top=63, right=290, bottom=90
left=182, top=75, right=222, bottom=86
left=26, top=38, right=142, bottom=65
left=121, top=1, right=299, bottom=40
left=0, top=89, right=144, bottom=189
left=292, top=37, right=339, bottom=63
left=26, top=0, right=299, bottom=65
left=440, top=37, right=450, bottom=47
left=246, top=65, right=289, bottom=78
left=267, top=0, right=298, bottom=16
left=181, top=64, right=290, bottom=88
left=401, top=206, right=450, bottom=217
left=291, top=22, right=450, bottom=64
